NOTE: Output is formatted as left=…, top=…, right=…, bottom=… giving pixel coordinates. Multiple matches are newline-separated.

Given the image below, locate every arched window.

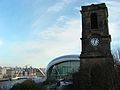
left=91, top=13, right=98, bottom=29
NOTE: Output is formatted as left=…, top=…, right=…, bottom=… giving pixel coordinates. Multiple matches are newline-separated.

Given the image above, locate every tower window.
left=91, top=13, right=98, bottom=29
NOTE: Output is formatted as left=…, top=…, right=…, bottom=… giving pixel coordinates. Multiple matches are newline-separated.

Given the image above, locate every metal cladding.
left=46, top=55, right=80, bottom=72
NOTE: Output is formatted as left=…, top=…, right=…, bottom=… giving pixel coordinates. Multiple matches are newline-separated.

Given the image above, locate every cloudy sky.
left=0, top=0, right=119, bottom=68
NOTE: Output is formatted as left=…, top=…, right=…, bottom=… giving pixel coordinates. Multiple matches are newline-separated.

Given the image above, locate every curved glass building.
left=46, top=55, right=80, bottom=81
left=44, top=55, right=80, bottom=90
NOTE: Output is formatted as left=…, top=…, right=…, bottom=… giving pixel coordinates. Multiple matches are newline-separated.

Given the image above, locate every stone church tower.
left=80, top=3, right=116, bottom=90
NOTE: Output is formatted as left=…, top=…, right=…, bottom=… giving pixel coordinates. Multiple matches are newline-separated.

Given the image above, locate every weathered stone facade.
left=80, top=3, right=116, bottom=90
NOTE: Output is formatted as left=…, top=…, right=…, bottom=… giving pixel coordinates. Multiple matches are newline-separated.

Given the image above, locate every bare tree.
left=112, top=49, right=120, bottom=66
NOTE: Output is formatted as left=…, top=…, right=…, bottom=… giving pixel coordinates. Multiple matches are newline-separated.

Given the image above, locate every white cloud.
left=103, top=0, right=120, bottom=49
left=33, top=16, right=81, bottom=62
left=0, top=40, right=3, bottom=46
left=5, top=0, right=120, bottom=68
left=29, top=1, right=119, bottom=67
left=47, top=0, right=72, bottom=12
left=9, top=16, right=81, bottom=67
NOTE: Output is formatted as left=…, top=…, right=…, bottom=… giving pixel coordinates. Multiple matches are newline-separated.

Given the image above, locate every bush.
left=10, top=79, right=41, bottom=90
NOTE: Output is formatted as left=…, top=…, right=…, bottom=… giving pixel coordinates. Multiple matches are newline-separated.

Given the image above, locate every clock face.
left=90, top=38, right=99, bottom=46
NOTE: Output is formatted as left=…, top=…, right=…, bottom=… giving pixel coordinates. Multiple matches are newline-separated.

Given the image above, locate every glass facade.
left=45, top=55, right=80, bottom=90
left=49, top=61, right=80, bottom=80
left=46, top=55, right=80, bottom=81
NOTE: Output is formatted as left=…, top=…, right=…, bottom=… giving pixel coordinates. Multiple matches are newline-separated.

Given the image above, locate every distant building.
left=45, top=55, right=80, bottom=90
left=0, top=66, right=45, bottom=81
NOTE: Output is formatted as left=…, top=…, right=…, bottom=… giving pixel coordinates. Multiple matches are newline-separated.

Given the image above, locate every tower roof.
left=81, top=3, right=107, bottom=12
